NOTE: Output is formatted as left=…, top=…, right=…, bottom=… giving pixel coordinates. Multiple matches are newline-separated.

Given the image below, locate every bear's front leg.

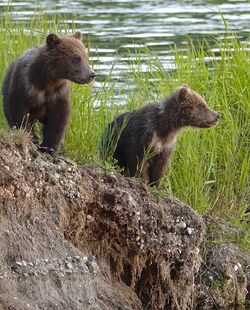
left=148, top=151, right=170, bottom=187
left=40, top=98, right=70, bottom=154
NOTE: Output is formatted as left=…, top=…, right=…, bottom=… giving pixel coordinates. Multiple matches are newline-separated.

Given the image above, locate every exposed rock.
left=194, top=215, right=250, bottom=309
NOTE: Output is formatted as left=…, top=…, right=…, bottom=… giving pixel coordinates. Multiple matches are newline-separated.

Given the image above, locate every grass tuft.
left=0, top=127, right=31, bottom=146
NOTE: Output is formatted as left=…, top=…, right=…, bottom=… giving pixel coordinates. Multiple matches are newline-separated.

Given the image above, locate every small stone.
left=47, top=263, right=56, bottom=271
left=11, top=261, right=22, bottom=272
left=76, top=192, right=81, bottom=198
left=65, top=269, right=72, bottom=274
left=87, top=256, right=95, bottom=262
left=122, top=192, right=136, bottom=207
left=66, top=262, right=73, bottom=270
left=187, top=227, right=194, bottom=235
left=177, top=221, right=187, bottom=229
left=87, top=215, right=94, bottom=222
left=85, top=256, right=96, bottom=269
left=22, top=261, right=27, bottom=267
left=73, top=256, right=81, bottom=262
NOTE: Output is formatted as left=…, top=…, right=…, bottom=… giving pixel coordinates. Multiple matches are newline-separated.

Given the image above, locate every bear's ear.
left=72, top=31, right=82, bottom=40
left=179, top=85, right=189, bottom=100
left=46, top=33, right=61, bottom=48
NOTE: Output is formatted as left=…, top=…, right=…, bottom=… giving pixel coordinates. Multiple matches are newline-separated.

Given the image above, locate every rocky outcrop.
left=194, top=216, right=250, bottom=309
left=0, top=133, right=249, bottom=309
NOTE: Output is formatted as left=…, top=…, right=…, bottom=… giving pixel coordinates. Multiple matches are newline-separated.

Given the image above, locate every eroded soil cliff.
left=0, top=135, right=249, bottom=309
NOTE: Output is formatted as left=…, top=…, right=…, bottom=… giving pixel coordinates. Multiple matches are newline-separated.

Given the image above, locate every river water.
left=1, top=0, right=250, bottom=100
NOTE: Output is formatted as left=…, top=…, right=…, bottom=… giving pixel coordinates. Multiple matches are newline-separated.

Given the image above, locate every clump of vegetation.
left=0, top=127, right=31, bottom=146
left=0, top=11, right=249, bottom=247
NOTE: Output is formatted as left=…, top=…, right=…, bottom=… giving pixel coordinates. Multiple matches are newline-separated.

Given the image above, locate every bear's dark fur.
left=2, top=32, right=95, bottom=153
left=100, top=85, right=220, bottom=187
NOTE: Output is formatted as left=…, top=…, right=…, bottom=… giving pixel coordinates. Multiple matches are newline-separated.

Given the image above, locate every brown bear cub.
left=100, top=85, right=220, bottom=187
left=2, top=32, right=95, bottom=154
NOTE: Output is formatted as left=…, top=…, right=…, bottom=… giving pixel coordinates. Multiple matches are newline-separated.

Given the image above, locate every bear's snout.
left=89, top=71, right=96, bottom=80
left=215, top=112, right=221, bottom=120
left=72, top=70, right=96, bottom=84
left=210, top=111, right=221, bottom=123
left=202, top=110, right=221, bottom=128
left=83, top=70, right=96, bottom=83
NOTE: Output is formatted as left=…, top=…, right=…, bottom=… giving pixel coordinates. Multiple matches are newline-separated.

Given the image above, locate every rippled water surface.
left=1, top=0, right=250, bottom=97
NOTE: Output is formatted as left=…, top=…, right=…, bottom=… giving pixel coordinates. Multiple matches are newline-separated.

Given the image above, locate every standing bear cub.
left=100, top=85, right=220, bottom=187
left=2, top=32, right=95, bottom=153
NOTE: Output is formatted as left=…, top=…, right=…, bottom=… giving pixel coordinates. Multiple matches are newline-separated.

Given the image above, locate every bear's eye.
left=72, top=56, right=81, bottom=63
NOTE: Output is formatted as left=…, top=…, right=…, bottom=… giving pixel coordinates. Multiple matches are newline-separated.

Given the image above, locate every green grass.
left=0, top=12, right=249, bottom=247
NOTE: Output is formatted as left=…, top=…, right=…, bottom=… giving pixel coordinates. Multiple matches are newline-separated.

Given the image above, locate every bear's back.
left=100, top=104, right=161, bottom=164
left=2, top=46, right=42, bottom=123
left=2, top=46, right=41, bottom=98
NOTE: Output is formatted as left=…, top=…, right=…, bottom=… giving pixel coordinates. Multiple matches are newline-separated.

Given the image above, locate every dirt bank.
left=0, top=134, right=249, bottom=309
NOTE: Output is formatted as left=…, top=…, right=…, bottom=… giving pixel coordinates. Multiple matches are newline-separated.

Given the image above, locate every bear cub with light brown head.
left=101, top=85, right=220, bottom=187
left=2, top=32, right=95, bottom=154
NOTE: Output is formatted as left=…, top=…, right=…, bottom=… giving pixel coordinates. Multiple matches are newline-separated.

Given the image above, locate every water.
left=1, top=0, right=250, bottom=100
